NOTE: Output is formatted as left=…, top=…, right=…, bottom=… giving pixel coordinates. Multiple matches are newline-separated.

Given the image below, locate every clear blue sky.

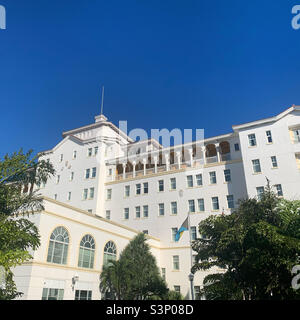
left=0, top=0, right=299, bottom=157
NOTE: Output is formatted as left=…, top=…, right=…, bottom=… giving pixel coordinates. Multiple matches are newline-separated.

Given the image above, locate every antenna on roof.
left=100, top=86, right=105, bottom=116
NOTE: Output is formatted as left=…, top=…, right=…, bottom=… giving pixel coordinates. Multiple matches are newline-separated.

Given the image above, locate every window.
left=159, top=203, right=165, bottom=216
left=266, top=130, right=273, bottom=143
left=271, top=156, right=278, bottom=168
left=42, top=288, right=64, bottom=300
left=60, top=154, right=63, bottom=162
left=108, top=168, right=112, bottom=176
left=83, top=189, right=88, bottom=200
left=78, top=234, right=95, bottom=269
left=73, top=150, right=77, bottom=159
left=136, top=184, right=141, bottom=195
left=124, top=208, right=129, bottom=220
left=209, top=171, right=217, bottom=184
left=103, top=241, right=117, bottom=267
left=47, top=226, right=69, bottom=265
left=191, top=226, right=197, bottom=241
left=198, top=199, right=205, bottom=212
left=187, top=175, right=193, bottom=188
left=143, top=182, right=148, bottom=194
left=143, top=230, right=148, bottom=235
left=188, top=200, right=195, bottom=213
left=196, top=174, right=203, bottom=186
left=67, top=192, right=71, bottom=201
left=70, top=172, right=74, bottom=181
left=172, top=228, right=178, bottom=242
left=75, top=290, right=92, bottom=301
left=158, top=180, right=164, bottom=192
left=252, top=159, right=261, bottom=173
left=94, top=146, right=98, bottom=156
left=212, top=197, right=219, bottom=210
left=89, top=187, right=94, bottom=199
left=293, top=129, right=300, bottom=143
left=124, top=185, right=130, bottom=197
left=234, top=143, right=240, bottom=151
left=106, top=189, right=112, bottom=200
left=56, top=175, right=60, bottom=184
left=248, top=134, right=257, bottom=147
left=143, top=205, right=149, bottom=218
left=227, top=195, right=234, bottom=209
left=85, top=169, right=90, bottom=179
left=161, top=268, right=166, bottom=281
left=135, top=206, right=141, bottom=218
left=92, top=167, right=97, bottom=178
left=170, top=178, right=176, bottom=190
left=106, top=210, right=111, bottom=220
left=87, top=148, right=92, bottom=157
left=275, top=184, right=283, bottom=197
left=173, top=256, right=180, bottom=270
left=87, top=209, right=93, bottom=213
left=256, top=186, right=264, bottom=200
left=224, top=169, right=231, bottom=182
left=174, top=285, right=181, bottom=293
left=54, top=194, right=57, bottom=200
left=171, top=201, right=177, bottom=215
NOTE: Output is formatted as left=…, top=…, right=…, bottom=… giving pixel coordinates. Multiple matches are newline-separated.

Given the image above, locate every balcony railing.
left=112, top=154, right=232, bottom=181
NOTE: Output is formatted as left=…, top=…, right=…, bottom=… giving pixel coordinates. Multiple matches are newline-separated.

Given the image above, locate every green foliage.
left=0, top=149, right=54, bottom=299
left=100, top=233, right=168, bottom=300
left=192, top=185, right=300, bottom=300
left=163, top=290, right=184, bottom=300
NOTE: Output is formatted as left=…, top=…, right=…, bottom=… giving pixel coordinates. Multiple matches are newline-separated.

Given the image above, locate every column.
left=143, top=158, right=147, bottom=176
left=122, top=163, right=126, bottom=180
left=133, top=161, right=136, bottom=178
left=154, top=156, right=158, bottom=174
left=188, top=148, right=193, bottom=167
left=164, top=153, right=170, bottom=171
left=176, top=151, right=181, bottom=169
left=202, top=146, right=206, bottom=165
left=215, top=143, right=221, bottom=163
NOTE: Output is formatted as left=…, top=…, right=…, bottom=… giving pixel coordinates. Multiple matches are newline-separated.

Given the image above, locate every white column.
left=95, top=141, right=107, bottom=217
left=176, top=151, right=181, bottom=169
left=122, top=163, right=126, bottom=179
left=154, top=156, right=158, bottom=174
left=189, top=148, right=193, bottom=167
left=143, top=158, right=147, bottom=176
left=165, top=153, right=170, bottom=171
left=133, top=161, right=136, bottom=178
left=215, top=143, right=221, bottom=162
left=202, top=146, right=206, bottom=165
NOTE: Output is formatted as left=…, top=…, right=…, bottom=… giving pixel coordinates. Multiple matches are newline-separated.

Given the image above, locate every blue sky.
left=0, top=0, right=300, bottom=157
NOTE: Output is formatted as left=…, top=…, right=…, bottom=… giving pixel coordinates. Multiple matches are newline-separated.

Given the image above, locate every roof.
left=232, top=105, right=300, bottom=131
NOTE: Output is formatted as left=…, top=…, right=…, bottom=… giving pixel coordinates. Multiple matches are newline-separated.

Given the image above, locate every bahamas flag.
left=175, top=217, right=189, bottom=242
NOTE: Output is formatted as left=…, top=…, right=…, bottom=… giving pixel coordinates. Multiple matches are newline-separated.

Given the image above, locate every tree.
left=0, top=149, right=54, bottom=299
left=100, top=233, right=168, bottom=300
left=192, top=184, right=300, bottom=300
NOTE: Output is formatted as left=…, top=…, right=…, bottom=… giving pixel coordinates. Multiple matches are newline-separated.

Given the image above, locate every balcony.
left=111, top=153, right=233, bottom=182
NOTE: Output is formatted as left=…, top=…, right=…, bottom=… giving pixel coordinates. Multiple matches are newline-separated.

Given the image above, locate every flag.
left=175, top=217, right=189, bottom=242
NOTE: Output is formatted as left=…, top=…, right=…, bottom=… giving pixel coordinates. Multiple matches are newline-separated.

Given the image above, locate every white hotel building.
left=13, top=105, right=300, bottom=300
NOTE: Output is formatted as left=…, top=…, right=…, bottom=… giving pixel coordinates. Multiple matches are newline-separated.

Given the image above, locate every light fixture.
left=71, top=275, right=79, bottom=291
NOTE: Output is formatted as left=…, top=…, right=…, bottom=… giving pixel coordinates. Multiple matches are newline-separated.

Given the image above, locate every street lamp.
left=188, top=273, right=194, bottom=300
left=72, top=275, right=79, bottom=291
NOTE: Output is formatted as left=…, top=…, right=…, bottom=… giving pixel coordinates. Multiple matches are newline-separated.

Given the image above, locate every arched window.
left=103, top=241, right=117, bottom=267
left=47, top=226, right=69, bottom=265
left=78, top=234, right=95, bottom=269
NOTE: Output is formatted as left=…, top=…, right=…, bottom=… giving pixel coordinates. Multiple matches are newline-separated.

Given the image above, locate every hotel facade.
left=13, top=105, right=300, bottom=300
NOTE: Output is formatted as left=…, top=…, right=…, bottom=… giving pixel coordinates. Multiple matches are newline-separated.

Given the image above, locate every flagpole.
left=188, top=211, right=195, bottom=300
